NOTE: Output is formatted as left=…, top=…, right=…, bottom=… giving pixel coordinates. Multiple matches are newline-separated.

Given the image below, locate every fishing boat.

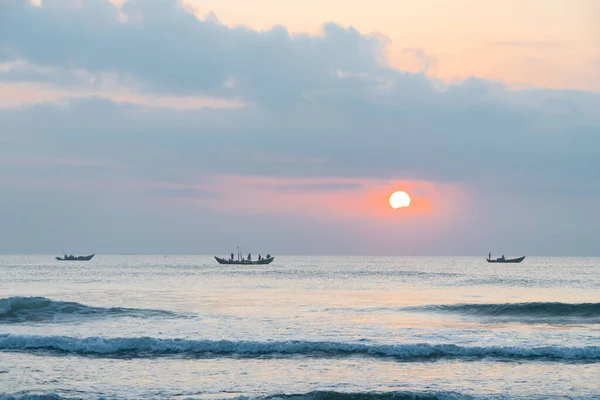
left=486, top=255, right=525, bottom=263
left=215, top=248, right=274, bottom=265
left=214, top=256, right=274, bottom=265
left=56, top=254, right=95, bottom=261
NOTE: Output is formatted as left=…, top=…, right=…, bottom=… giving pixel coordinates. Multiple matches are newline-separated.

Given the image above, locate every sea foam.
left=0, top=334, right=598, bottom=362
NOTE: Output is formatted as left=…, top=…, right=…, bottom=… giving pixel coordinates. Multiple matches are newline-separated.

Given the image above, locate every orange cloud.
left=0, top=83, right=245, bottom=109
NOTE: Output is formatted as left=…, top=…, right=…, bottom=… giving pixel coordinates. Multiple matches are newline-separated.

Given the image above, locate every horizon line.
left=1, top=253, right=598, bottom=258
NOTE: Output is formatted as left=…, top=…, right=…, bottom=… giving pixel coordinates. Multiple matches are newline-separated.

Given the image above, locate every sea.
left=1, top=255, right=599, bottom=400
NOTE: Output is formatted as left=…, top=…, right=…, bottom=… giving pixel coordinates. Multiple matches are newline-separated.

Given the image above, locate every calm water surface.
left=1, top=255, right=599, bottom=399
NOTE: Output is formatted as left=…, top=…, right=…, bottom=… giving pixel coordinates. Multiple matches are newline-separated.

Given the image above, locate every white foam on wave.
left=0, top=334, right=598, bottom=361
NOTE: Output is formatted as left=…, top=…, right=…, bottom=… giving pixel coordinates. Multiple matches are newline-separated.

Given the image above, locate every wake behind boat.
left=56, top=254, right=95, bottom=261
left=486, top=253, right=525, bottom=263
left=215, top=249, right=274, bottom=265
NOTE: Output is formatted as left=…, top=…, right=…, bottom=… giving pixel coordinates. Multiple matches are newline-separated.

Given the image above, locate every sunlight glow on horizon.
left=142, top=175, right=464, bottom=223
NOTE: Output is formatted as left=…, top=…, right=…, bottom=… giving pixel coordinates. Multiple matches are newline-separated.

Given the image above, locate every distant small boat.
left=486, top=255, right=525, bottom=263
left=56, top=254, right=95, bottom=261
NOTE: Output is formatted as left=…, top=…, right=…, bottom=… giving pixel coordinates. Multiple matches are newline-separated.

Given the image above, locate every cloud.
left=1, top=0, right=600, bottom=254
left=147, top=186, right=222, bottom=199
left=0, top=81, right=244, bottom=109
left=270, top=182, right=365, bottom=192
left=492, top=41, right=563, bottom=49
left=0, top=0, right=390, bottom=106
left=395, top=48, right=439, bottom=77
left=2, top=88, right=598, bottom=194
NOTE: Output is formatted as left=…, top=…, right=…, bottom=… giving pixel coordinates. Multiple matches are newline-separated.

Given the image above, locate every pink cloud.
left=148, top=175, right=469, bottom=225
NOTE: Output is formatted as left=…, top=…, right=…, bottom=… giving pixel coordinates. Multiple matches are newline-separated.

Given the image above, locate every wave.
left=0, top=395, right=66, bottom=400
left=258, top=391, right=489, bottom=400
left=0, top=391, right=480, bottom=400
left=0, top=334, right=598, bottom=362
left=256, top=391, right=599, bottom=400
left=2, top=391, right=599, bottom=400
left=401, top=302, right=600, bottom=322
left=0, top=297, right=180, bottom=323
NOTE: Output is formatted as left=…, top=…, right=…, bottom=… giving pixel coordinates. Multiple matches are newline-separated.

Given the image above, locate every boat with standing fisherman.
left=215, top=247, right=274, bottom=265
left=486, top=253, right=525, bottom=263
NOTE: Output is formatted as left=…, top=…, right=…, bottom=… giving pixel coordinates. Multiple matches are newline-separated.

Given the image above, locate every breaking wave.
left=0, top=297, right=180, bottom=323
left=401, top=302, right=600, bottom=323
left=0, top=334, right=598, bottom=362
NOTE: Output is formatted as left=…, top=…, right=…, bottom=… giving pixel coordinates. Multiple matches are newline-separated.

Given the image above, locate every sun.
left=389, top=191, right=411, bottom=209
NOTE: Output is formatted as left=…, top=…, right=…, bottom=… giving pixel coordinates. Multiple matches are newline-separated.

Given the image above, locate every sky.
left=0, top=0, right=599, bottom=255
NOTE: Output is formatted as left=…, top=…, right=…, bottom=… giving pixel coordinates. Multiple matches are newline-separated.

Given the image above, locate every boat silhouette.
left=215, top=248, right=274, bottom=265
left=56, top=254, right=95, bottom=261
left=214, top=256, right=274, bottom=265
left=486, top=254, right=525, bottom=263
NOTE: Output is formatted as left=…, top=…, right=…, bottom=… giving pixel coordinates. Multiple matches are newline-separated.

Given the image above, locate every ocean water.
left=1, top=255, right=599, bottom=400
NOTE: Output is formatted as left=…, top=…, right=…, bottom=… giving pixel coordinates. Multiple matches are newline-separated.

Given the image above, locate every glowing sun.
left=389, top=191, right=411, bottom=209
